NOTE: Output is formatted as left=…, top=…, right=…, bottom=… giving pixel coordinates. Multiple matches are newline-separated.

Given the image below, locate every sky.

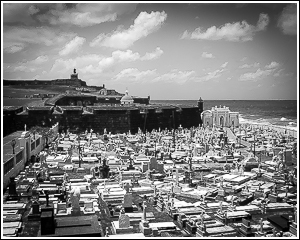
left=2, top=1, right=298, bottom=100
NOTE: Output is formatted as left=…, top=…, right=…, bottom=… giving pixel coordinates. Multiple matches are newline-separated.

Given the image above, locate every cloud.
left=3, top=3, right=137, bottom=27
left=30, top=55, right=49, bottom=65
left=152, top=69, right=196, bottom=85
left=201, top=52, right=215, bottom=58
left=277, top=4, right=297, bottom=35
left=221, top=62, right=228, bottom=68
left=112, top=68, right=157, bottom=82
left=141, top=47, right=164, bottom=60
left=59, top=36, right=86, bottom=56
left=181, top=13, right=269, bottom=41
left=196, top=69, right=225, bottom=82
left=90, top=11, right=167, bottom=49
left=265, top=61, right=279, bottom=69
left=37, top=3, right=137, bottom=27
left=239, top=62, right=260, bottom=68
left=6, top=55, right=49, bottom=73
left=50, top=48, right=163, bottom=77
left=239, top=68, right=275, bottom=81
left=4, top=26, right=76, bottom=52
left=4, top=44, right=25, bottom=53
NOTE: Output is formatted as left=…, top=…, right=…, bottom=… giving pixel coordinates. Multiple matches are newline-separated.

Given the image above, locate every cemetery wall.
left=4, top=105, right=203, bottom=136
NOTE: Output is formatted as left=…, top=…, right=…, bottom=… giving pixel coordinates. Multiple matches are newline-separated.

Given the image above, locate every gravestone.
left=123, top=193, right=133, bottom=212
left=119, top=208, right=130, bottom=228
left=70, top=187, right=81, bottom=215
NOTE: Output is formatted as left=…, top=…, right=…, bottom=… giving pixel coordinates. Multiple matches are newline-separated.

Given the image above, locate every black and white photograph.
left=2, top=1, right=298, bottom=238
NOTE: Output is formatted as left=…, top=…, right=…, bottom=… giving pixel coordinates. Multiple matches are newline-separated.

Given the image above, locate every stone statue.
left=70, top=187, right=81, bottom=211
left=124, top=182, right=130, bottom=193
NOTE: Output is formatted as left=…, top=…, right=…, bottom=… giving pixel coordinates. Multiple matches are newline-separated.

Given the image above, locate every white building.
left=120, top=90, right=134, bottom=105
left=201, top=106, right=239, bottom=128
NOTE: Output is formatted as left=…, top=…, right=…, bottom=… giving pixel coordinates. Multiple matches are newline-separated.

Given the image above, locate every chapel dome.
left=121, top=90, right=134, bottom=104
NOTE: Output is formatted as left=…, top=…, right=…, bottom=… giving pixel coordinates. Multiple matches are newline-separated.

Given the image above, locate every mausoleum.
left=201, top=106, right=239, bottom=128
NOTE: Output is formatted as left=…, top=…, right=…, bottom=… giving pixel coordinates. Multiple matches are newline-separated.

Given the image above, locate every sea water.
left=150, top=100, right=298, bottom=132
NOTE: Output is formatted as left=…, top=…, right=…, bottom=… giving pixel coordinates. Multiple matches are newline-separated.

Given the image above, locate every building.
left=120, top=90, right=134, bottom=105
left=201, top=105, right=239, bottom=128
left=3, top=123, right=59, bottom=189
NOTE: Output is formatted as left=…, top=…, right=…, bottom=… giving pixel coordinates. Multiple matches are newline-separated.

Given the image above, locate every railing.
left=16, top=150, right=23, bottom=164
left=4, top=157, right=14, bottom=175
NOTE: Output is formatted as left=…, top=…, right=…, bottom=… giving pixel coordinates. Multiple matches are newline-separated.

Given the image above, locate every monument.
left=123, top=183, right=133, bottom=212
left=70, top=187, right=81, bottom=215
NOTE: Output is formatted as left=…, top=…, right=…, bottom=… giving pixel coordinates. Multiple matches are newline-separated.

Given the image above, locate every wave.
left=239, top=117, right=298, bottom=132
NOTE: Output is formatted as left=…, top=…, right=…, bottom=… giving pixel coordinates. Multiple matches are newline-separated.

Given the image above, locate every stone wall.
left=4, top=105, right=203, bottom=136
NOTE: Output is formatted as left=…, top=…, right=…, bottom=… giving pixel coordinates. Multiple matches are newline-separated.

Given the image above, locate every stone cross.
left=260, top=218, right=263, bottom=232
left=175, top=169, right=179, bottom=185
left=200, top=211, right=204, bottom=225
left=124, top=182, right=130, bottom=193
left=142, top=201, right=147, bottom=221
left=219, top=201, right=223, bottom=212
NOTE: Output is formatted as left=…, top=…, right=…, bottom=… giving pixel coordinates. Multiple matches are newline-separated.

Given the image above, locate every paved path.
left=224, top=127, right=237, bottom=143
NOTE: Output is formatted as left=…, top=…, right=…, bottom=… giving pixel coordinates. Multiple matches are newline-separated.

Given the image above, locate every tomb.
left=111, top=208, right=134, bottom=234
left=239, top=218, right=255, bottom=237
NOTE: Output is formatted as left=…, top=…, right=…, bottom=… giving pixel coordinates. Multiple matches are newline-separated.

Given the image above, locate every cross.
left=24, top=124, right=27, bottom=132
left=142, top=201, right=147, bottom=221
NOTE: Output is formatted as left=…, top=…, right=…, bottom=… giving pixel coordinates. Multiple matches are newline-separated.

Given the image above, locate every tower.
left=198, top=97, right=204, bottom=126
left=197, top=97, right=204, bottom=112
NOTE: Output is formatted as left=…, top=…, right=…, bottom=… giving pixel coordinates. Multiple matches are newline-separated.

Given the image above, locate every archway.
left=220, top=116, right=224, bottom=127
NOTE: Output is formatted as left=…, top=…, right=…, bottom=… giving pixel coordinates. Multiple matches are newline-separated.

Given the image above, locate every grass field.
left=3, top=85, right=70, bottom=107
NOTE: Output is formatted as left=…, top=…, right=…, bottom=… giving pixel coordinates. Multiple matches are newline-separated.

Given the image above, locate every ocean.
left=150, top=100, right=298, bottom=131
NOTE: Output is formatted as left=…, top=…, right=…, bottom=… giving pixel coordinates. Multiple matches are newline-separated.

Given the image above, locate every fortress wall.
left=4, top=106, right=202, bottom=136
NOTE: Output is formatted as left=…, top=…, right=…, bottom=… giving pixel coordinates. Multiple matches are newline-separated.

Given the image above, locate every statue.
left=70, top=187, right=81, bottom=211
left=74, top=68, right=76, bottom=74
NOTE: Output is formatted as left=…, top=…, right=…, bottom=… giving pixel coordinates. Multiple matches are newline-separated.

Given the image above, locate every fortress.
left=3, top=69, right=204, bottom=136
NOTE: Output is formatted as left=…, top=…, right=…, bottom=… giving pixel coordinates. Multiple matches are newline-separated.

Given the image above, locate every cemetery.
left=2, top=124, right=298, bottom=238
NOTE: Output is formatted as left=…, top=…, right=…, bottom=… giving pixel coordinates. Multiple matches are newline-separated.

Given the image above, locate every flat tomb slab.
left=3, top=222, right=22, bottom=229
left=206, top=225, right=236, bottom=234
left=3, top=203, right=26, bottom=210
left=126, top=212, right=155, bottom=219
left=149, top=222, right=176, bottom=230
left=226, top=211, right=250, bottom=218
left=43, top=215, right=101, bottom=237
left=112, top=221, right=134, bottom=234
left=108, top=233, right=145, bottom=238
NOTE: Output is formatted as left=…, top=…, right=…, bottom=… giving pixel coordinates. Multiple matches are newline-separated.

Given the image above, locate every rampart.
left=4, top=104, right=203, bottom=136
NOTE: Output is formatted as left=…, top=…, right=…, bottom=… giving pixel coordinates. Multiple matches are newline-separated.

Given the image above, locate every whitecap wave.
left=280, top=117, right=287, bottom=121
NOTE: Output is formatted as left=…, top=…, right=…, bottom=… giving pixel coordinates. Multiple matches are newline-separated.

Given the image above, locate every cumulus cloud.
left=221, top=62, right=228, bottom=68
left=50, top=48, right=163, bottom=77
left=4, top=26, right=76, bottom=53
left=141, top=47, right=164, bottom=60
left=265, top=61, right=279, bottom=69
left=90, top=11, right=167, bottom=49
left=239, top=62, right=260, bottom=68
left=112, top=68, right=157, bottom=82
left=195, top=69, right=225, bottom=82
left=239, top=68, right=275, bottom=81
left=181, top=13, right=269, bottom=41
left=201, top=52, right=215, bottom=58
left=59, top=36, right=86, bottom=56
left=6, top=55, right=49, bottom=73
left=3, top=3, right=137, bottom=27
left=4, top=44, right=25, bottom=53
left=152, top=69, right=196, bottom=85
left=277, top=4, right=297, bottom=35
